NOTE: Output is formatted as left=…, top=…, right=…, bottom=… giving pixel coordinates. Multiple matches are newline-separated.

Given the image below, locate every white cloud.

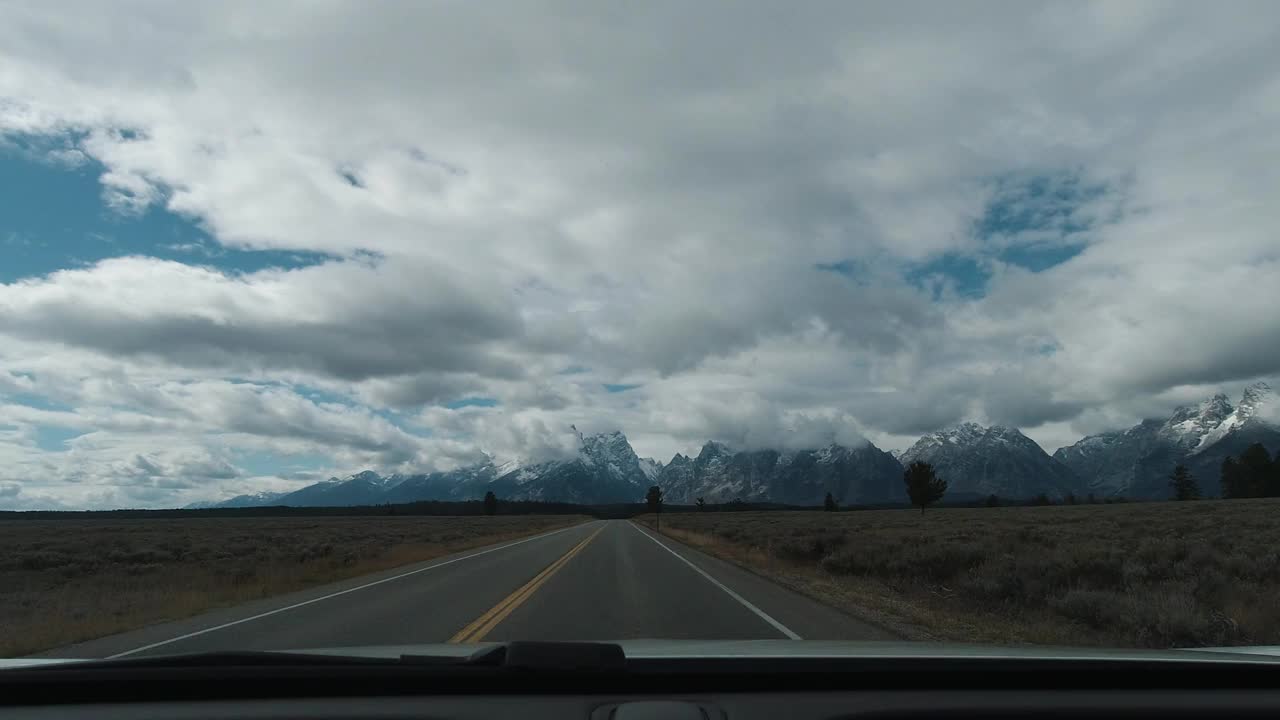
left=1, top=1, right=1279, bottom=506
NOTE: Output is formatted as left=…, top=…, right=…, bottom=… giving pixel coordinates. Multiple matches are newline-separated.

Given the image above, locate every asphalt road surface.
left=46, top=520, right=896, bottom=658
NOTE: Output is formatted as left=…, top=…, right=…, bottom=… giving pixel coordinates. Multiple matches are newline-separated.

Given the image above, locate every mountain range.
left=1054, top=381, right=1279, bottom=497
left=191, top=382, right=1279, bottom=508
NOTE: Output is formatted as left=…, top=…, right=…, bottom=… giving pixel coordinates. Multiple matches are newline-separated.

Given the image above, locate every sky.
left=2, top=1, right=1279, bottom=509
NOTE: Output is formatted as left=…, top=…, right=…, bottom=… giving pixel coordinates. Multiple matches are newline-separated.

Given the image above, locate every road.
left=46, top=520, right=895, bottom=658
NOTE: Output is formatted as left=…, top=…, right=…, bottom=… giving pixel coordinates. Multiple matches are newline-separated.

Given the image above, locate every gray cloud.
left=0, top=258, right=527, bottom=383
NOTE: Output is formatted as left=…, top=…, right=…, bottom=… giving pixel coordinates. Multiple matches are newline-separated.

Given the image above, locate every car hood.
left=301, top=639, right=1280, bottom=662
left=8, top=640, right=1280, bottom=669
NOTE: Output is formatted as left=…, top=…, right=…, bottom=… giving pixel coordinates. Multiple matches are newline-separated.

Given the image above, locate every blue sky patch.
left=603, top=383, right=642, bottom=393
left=974, top=170, right=1107, bottom=272
left=0, top=134, right=335, bottom=283
left=998, top=244, right=1085, bottom=272
left=295, top=385, right=360, bottom=408
left=905, top=254, right=989, bottom=300
left=34, top=425, right=88, bottom=451
left=5, top=392, right=75, bottom=413
left=446, top=396, right=499, bottom=409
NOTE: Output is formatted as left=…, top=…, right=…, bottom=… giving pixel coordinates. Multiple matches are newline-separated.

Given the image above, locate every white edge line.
left=107, top=521, right=592, bottom=659
left=629, top=521, right=802, bottom=640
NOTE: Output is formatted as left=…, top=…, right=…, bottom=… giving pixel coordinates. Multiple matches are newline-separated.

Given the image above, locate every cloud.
left=1, top=2, right=1278, bottom=507
left=0, top=257, right=528, bottom=382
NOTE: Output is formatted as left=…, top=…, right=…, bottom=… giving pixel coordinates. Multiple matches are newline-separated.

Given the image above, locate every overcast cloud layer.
left=2, top=1, right=1279, bottom=509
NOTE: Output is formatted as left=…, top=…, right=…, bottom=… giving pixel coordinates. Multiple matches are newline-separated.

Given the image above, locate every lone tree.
left=985, top=494, right=1000, bottom=508
left=823, top=492, right=838, bottom=512
left=695, top=496, right=706, bottom=511
left=1169, top=464, right=1200, bottom=501
left=482, top=490, right=498, bottom=515
left=645, top=485, right=664, bottom=529
left=903, top=460, right=947, bottom=514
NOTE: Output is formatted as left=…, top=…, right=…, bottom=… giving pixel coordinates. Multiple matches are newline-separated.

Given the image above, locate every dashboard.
left=7, top=690, right=1280, bottom=720
left=5, top=644, right=1280, bottom=719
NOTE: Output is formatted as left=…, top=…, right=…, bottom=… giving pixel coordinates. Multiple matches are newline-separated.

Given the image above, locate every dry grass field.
left=0, top=515, right=585, bottom=657
left=638, top=500, right=1280, bottom=648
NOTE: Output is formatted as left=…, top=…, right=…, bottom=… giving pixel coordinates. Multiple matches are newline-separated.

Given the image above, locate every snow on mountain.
left=187, top=490, right=286, bottom=509
left=901, top=422, right=1082, bottom=499
left=1192, top=381, right=1276, bottom=453
left=1055, top=382, right=1280, bottom=498
left=577, top=429, right=648, bottom=484
left=271, top=470, right=397, bottom=507
left=1052, top=420, right=1163, bottom=495
left=657, top=440, right=903, bottom=505
left=493, top=458, right=522, bottom=476
left=382, top=461, right=504, bottom=503
left=638, top=457, right=663, bottom=482
left=481, top=430, right=653, bottom=503
left=1157, top=394, right=1234, bottom=451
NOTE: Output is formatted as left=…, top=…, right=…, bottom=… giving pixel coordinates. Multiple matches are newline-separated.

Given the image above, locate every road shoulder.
left=627, top=521, right=902, bottom=642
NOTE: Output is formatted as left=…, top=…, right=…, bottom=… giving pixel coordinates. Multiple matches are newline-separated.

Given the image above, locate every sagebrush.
left=0, top=515, right=583, bottom=656
left=640, top=500, right=1280, bottom=648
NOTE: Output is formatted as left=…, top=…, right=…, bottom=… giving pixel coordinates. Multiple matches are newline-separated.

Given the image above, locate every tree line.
left=1163, top=442, right=1278, bottom=501
left=1220, top=443, right=1280, bottom=499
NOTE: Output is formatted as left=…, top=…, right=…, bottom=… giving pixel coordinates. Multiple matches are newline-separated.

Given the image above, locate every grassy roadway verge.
left=636, top=500, right=1280, bottom=649
left=1, top=515, right=587, bottom=657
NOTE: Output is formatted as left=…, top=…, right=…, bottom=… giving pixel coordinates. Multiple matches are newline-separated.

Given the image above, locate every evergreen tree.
left=1168, top=464, right=1200, bottom=501
left=645, top=485, right=664, bottom=530
left=903, top=461, right=947, bottom=514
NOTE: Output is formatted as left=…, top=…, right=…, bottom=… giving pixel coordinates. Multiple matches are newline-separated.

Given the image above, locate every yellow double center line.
left=448, top=525, right=604, bottom=643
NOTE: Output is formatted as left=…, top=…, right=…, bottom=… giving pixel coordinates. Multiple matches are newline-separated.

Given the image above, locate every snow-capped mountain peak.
left=905, top=422, right=1025, bottom=455
left=638, top=457, right=663, bottom=481
left=901, top=422, right=1081, bottom=499
left=1056, top=381, right=1280, bottom=498
left=1160, top=393, right=1234, bottom=450
left=1191, top=381, right=1277, bottom=453
left=1239, top=381, right=1276, bottom=420
left=350, top=469, right=392, bottom=485
left=657, top=439, right=903, bottom=505
left=577, top=429, right=643, bottom=477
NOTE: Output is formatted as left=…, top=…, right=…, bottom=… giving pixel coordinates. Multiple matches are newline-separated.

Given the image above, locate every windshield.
left=2, top=2, right=1279, bottom=661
